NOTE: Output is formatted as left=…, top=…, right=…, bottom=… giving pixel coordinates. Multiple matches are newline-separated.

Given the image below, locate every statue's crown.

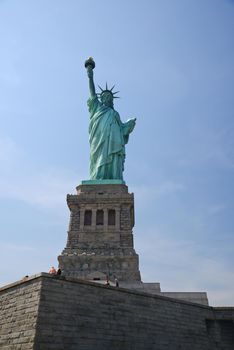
left=97, top=83, right=120, bottom=99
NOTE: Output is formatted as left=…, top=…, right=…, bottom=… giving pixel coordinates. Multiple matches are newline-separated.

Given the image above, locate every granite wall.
left=0, top=273, right=233, bottom=350
left=0, top=277, right=42, bottom=350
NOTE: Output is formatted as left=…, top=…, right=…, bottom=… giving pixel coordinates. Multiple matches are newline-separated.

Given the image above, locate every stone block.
left=59, top=184, right=141, bottom=282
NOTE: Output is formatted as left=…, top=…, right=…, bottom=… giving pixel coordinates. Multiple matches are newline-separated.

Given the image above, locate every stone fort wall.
left=0, top=273, right=233, bottom=350
left=0, top=277, right=42, bottom=349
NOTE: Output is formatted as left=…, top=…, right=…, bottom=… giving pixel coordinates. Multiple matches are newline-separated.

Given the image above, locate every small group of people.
left=49, top=266, right=61, bottom=276
left=105, top=275, right=119, bottom=287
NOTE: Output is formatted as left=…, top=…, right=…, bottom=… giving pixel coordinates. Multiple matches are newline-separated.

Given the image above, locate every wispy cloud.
left=178, top=127, right=234, bottom=170
left=0, top=169, right=80, bottom=209
left=0, top=136, right=81, bottom=208
left=0, top=136, right=21, bottom=163
left=136, top=228, right=234, bottom=306
left=0, top=243, right=34, bottom=252
left=132, top=181, right=186, bottom=202
left=207, top=204, right=226, bottom=215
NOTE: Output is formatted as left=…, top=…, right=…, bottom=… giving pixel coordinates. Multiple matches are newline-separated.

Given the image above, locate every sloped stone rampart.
left=0, top=274, right=233, bottom=350
left=0, top=277, right=42, bottom=350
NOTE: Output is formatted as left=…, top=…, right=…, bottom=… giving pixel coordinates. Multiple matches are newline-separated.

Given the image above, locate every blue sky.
left=0, top=0, right=233, bottom=306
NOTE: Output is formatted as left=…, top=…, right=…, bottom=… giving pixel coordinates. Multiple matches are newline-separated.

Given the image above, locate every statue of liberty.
left=85, top=58, right=136, bottom=181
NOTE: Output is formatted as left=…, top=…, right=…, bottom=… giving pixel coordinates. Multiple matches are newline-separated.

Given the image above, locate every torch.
left=84, top=57, right=95, bottom=70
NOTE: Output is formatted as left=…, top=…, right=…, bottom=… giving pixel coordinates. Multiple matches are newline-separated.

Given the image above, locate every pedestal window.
left=96, top=209, right=104, bottom=225
left=84, top=210, right=92, bottom=226
left=108, top=209, right=116, bottom=225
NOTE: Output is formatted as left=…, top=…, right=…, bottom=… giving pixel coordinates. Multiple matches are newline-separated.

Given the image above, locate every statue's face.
left=101, top=92, right=113, bottom=107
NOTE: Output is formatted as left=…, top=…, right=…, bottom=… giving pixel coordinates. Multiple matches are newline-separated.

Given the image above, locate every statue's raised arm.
left=85, top=57, right=96, bottom=99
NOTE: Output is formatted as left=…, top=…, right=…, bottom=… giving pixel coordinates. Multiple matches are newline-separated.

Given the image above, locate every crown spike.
left=98, top=85, right=103, bottom=91
left=113, top=91, right=120, bottom=95
left=110, top=85, right=115, bottom=91
left=106, top=82, right=108, bottom=90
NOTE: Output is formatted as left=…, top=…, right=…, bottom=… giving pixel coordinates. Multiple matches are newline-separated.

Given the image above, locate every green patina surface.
left=84, top=57, right=136, bottom=181
left=81, top=179, right=125, bottom=185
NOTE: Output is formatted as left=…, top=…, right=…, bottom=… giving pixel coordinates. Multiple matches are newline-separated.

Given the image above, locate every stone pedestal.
left=58, top=183, right=141, bottom=282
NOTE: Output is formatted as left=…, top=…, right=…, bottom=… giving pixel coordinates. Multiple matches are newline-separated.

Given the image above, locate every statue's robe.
left=88, top=95, right=133, bottom=180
